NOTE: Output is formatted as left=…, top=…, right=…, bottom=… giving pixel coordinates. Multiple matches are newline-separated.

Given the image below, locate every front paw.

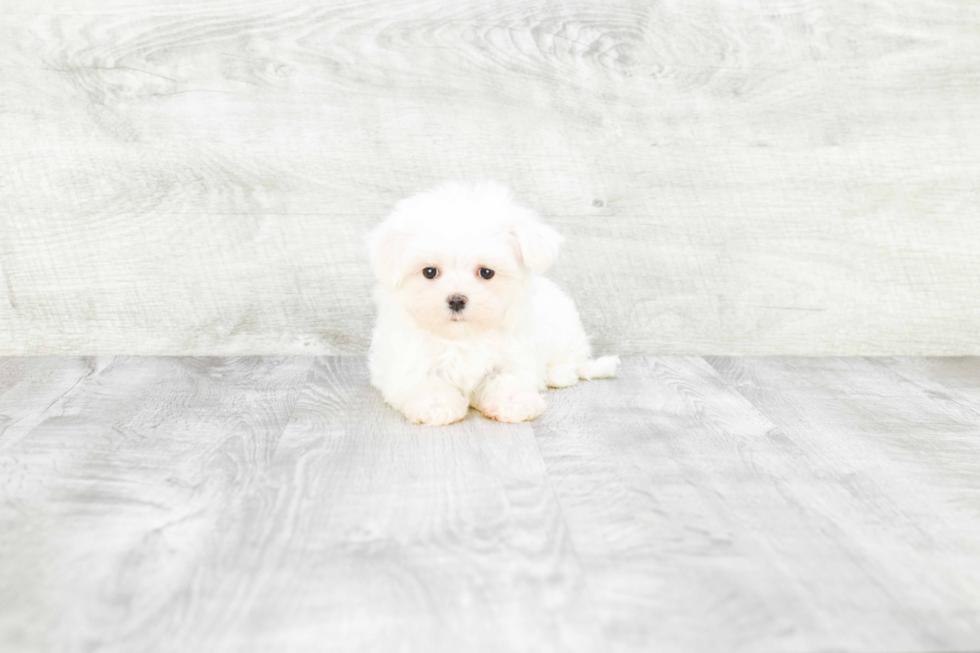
left=402, top=390, right=469, bottom=426
left=479, top=389, right=546, bottom=423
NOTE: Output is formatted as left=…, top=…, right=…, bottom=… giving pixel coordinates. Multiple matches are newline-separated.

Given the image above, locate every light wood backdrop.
left=1, top=0, right=978, bottom=355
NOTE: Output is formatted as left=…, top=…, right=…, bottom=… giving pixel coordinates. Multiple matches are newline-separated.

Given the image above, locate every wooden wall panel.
left=2, top=0, right=978, bottom=354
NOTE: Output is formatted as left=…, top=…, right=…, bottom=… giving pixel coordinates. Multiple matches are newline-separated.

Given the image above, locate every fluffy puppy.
left=365, top=181, right=618, bottom=425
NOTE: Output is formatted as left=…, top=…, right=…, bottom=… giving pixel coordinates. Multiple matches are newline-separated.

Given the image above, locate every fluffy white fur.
left=366, top=180, right=618, bottom=425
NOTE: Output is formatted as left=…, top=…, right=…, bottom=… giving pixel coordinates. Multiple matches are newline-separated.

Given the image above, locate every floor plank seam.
left=528, top=411, right=612, bottom=652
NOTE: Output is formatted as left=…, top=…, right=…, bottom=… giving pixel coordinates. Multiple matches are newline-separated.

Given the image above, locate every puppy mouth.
left=450, top=314, right=464, bottom=322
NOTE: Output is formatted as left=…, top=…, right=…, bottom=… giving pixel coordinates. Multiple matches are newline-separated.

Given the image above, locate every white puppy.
left=365, top=181, right=618, bottom=425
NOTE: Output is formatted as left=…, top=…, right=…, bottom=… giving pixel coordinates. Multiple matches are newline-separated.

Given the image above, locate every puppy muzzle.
left=447, top=294, right=467, bottom=313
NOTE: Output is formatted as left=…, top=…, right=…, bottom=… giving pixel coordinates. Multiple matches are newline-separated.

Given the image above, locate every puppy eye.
left=479, top=268, right=495, bottom=280
left=423, top=267, right=439, bottom=279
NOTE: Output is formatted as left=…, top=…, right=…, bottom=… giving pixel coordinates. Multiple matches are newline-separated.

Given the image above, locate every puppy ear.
left=365, top=222, right=412, bottom=289
left=510, top=217, right=564, bottom=273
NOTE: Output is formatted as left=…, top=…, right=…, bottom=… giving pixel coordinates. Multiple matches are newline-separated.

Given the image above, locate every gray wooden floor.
left=1, top=356, right=978, bottom=652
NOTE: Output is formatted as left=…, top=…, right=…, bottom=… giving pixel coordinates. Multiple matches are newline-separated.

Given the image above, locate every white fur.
left=366, top=180, right=618, bottom=425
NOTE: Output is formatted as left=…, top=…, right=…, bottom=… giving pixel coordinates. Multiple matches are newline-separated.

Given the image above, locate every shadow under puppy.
left=366, top=181, right=618, bottom=425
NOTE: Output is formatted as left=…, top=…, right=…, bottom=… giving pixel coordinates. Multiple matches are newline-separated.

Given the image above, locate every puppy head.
left=366, top=181, right=563, bottom=339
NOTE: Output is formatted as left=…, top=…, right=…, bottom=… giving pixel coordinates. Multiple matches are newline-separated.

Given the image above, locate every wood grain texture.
left=0, top=357, right=98, bottom=452
left=877, top=357, right=980, bottom=419
left=0, top=356, right=601, bottom=653
left=0, top=356, right=315, bottom=653
left=3, top=355, right=980, bottom=652
left=704, top=356, right=980, bottom=651
left=2, top=0, right=979, bottom=355
left=535, top=356, right=980, bottom=652
left=178, top=356, right=600, bottom=653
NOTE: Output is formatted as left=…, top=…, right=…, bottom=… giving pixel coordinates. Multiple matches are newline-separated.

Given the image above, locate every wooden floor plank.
left=535, top=356, right=980, bottom=652
left=706, top=356, right=980, bottom=651
left=876, top=357, right=980, bottom=418
left=161, top=356, right=603, bottom=653
left=0, top=356, right=314, bottom=653
left=709, top=356, right=980, bottom=493
left=0, top=357, right=104, bottom=452
left=3, top=356, right=980, bottom=652
left=532, top=356, right=815, bottom=652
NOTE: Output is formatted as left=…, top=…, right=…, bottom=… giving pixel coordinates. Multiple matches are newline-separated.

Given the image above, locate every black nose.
left=447, top=294, right=467, bottom=312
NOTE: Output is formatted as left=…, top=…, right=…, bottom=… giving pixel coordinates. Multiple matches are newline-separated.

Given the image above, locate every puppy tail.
left=577, top=355, right=620, bottom=380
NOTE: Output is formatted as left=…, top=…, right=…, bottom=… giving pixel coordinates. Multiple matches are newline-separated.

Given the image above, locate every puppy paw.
left=402, top=390, right=469, bottom=426
left=479, top=389, right=547, bottom=423
left=545, top=364, right=579, bottom=388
